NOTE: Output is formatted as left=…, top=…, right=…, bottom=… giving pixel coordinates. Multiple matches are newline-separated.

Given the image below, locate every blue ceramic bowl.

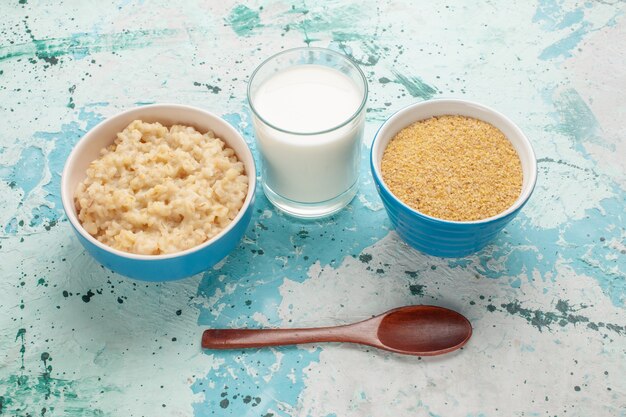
left=61, top=104, right=256, bottom=281
left=371, top=99, right=537, bottom=257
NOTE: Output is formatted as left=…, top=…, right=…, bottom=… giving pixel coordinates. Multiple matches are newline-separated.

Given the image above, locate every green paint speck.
left=15, top=328, right=26, bottom=341
left=391, top=71, right=438, bottom=100
left=409, top=284, right=425, bottom=296
left=226, top=5, right=262, bottom=37
left=0, top=28, right=178, bottom=63
left=358, top=253, right=372, bottom=263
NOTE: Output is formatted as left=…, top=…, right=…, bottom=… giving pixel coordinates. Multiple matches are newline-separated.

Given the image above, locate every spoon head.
left=376, top=305, right=472, bottom=356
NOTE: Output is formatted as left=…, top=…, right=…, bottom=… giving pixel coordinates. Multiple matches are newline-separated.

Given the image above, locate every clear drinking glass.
left=248, top=47, right=368, bottom=219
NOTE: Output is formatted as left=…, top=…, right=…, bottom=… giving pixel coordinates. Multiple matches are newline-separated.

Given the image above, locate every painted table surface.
left=1, top=1, right=625, bottom=416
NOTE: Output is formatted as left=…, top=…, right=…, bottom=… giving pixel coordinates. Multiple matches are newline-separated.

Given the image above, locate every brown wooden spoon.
left=202, top=305, right=472, bottom=356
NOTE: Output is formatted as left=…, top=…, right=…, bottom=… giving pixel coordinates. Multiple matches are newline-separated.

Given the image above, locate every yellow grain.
left=381, top=115, right=522, bottom=221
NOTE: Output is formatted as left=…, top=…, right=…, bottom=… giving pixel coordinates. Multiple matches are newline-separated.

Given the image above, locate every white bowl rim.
left=371, top=98, right=538, bottom=225
left=61, top=103, right=257, bottom=261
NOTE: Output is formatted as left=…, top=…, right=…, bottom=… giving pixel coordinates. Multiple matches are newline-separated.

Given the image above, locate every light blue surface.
left=0, top=1, right=624, bottom=416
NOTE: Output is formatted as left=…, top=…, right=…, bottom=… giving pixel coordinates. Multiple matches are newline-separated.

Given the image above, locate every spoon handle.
left=202, top=326, right=357, bottom=350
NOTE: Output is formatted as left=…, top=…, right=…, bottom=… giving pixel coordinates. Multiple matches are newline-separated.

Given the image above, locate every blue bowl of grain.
left=370, top=99, right=537, bottom=257
left=61, top=104, right=256, bottom=281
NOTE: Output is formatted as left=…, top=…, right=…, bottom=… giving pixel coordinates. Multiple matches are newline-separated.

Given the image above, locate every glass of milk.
left=248, top=47, right=368, bottom=218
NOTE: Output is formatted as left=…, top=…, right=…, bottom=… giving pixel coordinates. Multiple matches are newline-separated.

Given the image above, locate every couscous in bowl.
left=370, top=99, right=537, bottom=257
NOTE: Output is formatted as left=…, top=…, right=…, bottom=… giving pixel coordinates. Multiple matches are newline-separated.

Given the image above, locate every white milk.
left=251, top=64, right=365, bottom=204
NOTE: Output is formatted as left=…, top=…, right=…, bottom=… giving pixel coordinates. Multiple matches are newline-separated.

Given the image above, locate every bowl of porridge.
left=61, top=104, right=256, bottom=281
left=370, top=99, right=537, bottom=257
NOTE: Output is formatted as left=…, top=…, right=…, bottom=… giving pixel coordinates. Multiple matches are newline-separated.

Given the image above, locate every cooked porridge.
left=75, top=120, right=248, bottom=255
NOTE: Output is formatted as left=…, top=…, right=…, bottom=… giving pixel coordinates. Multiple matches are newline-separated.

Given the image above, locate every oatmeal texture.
left=381, top=115, right=522, bottom=221
left=75, top=120, right=248, bottom=255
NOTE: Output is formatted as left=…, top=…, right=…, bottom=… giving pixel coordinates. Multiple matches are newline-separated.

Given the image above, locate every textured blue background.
left=1, top=1, right=624, bottom=416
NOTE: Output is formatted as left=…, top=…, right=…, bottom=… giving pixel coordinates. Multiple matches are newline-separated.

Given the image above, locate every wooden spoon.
left=202, top=305, right=472, bottom=356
